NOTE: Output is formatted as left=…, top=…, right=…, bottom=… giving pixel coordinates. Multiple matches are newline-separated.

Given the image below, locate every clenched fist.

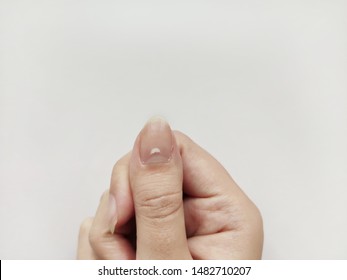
left=77, top=117, right=263, bottom=259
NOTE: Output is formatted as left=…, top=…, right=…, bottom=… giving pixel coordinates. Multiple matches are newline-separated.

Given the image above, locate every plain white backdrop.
left=0, top=0, right=346, bottom=259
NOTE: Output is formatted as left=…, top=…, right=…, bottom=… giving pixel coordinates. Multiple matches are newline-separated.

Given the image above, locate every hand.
left=77, top=117, right=263, bottom=259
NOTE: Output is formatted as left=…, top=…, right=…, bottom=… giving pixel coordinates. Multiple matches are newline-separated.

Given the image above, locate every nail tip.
left=147, top=115, right=168, bottom=125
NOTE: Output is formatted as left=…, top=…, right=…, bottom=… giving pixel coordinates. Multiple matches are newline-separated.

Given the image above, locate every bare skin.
left=77, top=118, right=263, bottom=259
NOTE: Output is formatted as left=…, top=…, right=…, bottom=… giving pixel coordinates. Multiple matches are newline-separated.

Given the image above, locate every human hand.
left=77, top=117, right=263, bottom=259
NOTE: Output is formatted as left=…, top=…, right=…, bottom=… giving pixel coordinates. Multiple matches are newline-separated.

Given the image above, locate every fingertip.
left=79, top=217, right=94, bottom=239
left=109, top=152, right=134, bottom=231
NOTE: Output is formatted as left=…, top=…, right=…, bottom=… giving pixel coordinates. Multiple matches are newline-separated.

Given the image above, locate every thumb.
left=129, top=117, right=191, bottom=259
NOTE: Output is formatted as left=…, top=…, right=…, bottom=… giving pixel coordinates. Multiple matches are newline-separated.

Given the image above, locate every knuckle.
left=88, top=228, right=114, bottom=258
left=112, top=159, right=122, bottom=175
left=110, top=157, right=129, bottom=192
left=79, top=217, right=93, bottom=237
left=135, top=188, right=183, bottom=221
left=239, top=201, right=263, bottom=234
left=88, top=228, right=105, bottom=249
left=111, top=154, right=130, bottom=176
left=87, top=222, right=105, bottom=249
left=99, top=189, right=109, bottom=202
left=252, top=204, right=264, bottom=231
left=111, top=170, right=122, bottom=189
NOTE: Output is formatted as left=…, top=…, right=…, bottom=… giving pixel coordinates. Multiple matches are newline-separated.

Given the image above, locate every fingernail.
left=140, top=116, right=173, bottom=165
left=108, top=193, right=117, bottom=234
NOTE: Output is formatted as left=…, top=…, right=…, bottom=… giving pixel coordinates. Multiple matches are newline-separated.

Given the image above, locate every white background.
left=2, top=261, right=347, bottom=280
left=0, top=0, right=346, bottom=259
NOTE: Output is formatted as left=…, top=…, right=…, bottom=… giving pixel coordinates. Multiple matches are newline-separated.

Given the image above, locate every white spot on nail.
left=150, top=147, right=161, bottom=155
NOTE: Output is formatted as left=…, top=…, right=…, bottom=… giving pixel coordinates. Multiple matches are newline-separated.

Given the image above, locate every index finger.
left=173, top=131, right=247, bottom=200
